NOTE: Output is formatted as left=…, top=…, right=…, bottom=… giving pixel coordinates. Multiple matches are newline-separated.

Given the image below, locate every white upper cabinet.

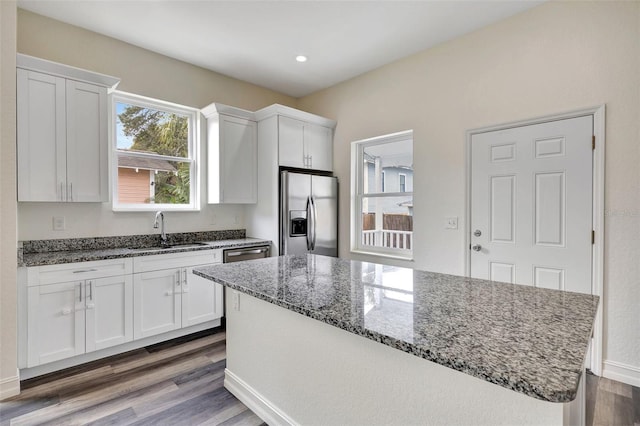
left=65, top=80, right=108, bottom=202
left=278, top=116, right=305, bottom=169
left=203, top=103, right=258, bottom=204
left=255, top=104, right=335, bottom=172
left=303, top=121, right=333, bottom=172
left=16, top=54, right=119, bottom=202
left=17, top=70, right=66, bottom=202
left=278, top=116, right=333, bottom=171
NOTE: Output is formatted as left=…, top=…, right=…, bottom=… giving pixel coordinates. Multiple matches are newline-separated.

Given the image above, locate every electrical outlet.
left=53, top=216, right=66, bottom=231
left=445, top=216, right=458, bottom=230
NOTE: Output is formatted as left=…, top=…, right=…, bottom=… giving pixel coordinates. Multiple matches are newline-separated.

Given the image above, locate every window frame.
left=351, top=130, right=413, bottom=260
left=111, top=91, right=200, bottom=212
left=399, top=173, right=407, bottom=192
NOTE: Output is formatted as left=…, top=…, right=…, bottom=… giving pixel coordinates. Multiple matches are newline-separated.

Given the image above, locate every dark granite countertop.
left=20, top=231, right=270, bottom=267
left=193, top=254, right=599, bottom=403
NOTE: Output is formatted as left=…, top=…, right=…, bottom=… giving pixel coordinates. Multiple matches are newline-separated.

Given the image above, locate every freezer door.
left=310, top=175, right=338, bottom=257
left=281, top=171, right=312, bottom=255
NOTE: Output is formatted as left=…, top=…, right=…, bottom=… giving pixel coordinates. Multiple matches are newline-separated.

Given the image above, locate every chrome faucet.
left=153, top=211, right=168, bottom=246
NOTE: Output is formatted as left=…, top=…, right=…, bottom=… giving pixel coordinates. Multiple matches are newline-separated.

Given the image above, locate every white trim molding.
left=464, top=105, right=605, bottom=376
left=602, top=360, right=640, bottom=388
left=0, top=370, right=20, bottom=400
left=224, top=369, right=297, bottom=426
left=17, top=54, right=120, bottom=89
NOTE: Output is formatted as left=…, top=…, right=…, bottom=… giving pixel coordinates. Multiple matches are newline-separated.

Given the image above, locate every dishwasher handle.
left=226, top=248, right=269, bottom=257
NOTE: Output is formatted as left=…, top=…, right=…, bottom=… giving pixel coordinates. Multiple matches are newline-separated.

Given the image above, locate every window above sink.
left=112, top=91, right=200, bottom=212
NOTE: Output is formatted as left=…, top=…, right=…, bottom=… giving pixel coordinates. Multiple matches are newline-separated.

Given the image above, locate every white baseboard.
left=602, top=360, right=640, bottom=387
left=224, top=369, right=297, bottom=426
left=0, top=371, right=20, bottom=401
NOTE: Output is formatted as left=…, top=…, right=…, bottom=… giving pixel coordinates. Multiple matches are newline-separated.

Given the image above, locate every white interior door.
left=470, top=115, right=593, bottom=295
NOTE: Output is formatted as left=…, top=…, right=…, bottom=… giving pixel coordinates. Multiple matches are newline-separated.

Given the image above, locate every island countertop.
left=193, top=254, right=599, bottom=403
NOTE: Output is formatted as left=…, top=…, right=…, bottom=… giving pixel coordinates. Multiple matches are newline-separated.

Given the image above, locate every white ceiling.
left=17, top=0, right=544, bottom=98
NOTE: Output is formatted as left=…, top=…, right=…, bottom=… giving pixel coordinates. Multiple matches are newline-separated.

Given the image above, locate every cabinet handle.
left=308, top=155, right=312, bottom=167
left=61, top=308, right=72, bottom=316
left=79, top=282, right=82, bottom=302
left=183, top=268, right=187, bottom=286
left=73, top=269, right=98, bottom=273
left=70, top=182, right=73, bottom=201
left=60, top=182, right=64, bottom=201
left=88, top=281, right=93, bottom=301
left=176, top=270, right=181, bottom=287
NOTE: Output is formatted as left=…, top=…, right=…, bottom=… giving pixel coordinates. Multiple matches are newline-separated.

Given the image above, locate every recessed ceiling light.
left=295, top=55, right=308, bottom=63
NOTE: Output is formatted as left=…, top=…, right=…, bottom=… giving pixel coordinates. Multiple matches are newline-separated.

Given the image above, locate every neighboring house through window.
left=112, top=92, right=199, bottom=211
left=351, top=130, right=413, bottom=259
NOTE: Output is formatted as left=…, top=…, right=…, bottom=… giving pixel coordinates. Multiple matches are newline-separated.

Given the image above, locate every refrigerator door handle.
left=306, top=196, right=313, bottom=251
left=311, top=196, right=318, bottom=251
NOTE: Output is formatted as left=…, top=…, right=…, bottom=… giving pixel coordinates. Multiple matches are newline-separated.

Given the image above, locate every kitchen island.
left=193, top=254, right=598, bottom=425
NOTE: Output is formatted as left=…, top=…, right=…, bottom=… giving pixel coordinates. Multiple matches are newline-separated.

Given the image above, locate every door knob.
left=473, top=229, right=482, bottom=237
left=472, top=244, right=482, bottom=252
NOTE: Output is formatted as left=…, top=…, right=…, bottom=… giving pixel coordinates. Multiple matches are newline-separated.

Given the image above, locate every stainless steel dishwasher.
left=223, top=245, right=270, bottom=263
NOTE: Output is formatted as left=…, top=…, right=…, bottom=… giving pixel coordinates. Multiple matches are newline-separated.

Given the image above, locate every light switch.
left=445, top=216, right=458, bottom=230
left=53, top=216, right=65, bottom=231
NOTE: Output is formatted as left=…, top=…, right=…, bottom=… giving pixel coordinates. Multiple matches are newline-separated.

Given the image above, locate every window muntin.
left=112, top=92, right=199, bottom=211
left=352, top=130, right=413, bottom=259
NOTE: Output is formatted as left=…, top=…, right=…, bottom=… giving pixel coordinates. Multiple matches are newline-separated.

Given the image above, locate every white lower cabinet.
left=133, top=250, right=223, bottom=340
left=133, top=269, right=182, bottom=339
left=25, top=259, right=133, bottom=368
left=22, top=250, right=222, bottom=372
left=86, top=275, right=133, bottom=352
left=27, top=281, right=85, bottom=367
left=182, top=265, right=223, bottom=327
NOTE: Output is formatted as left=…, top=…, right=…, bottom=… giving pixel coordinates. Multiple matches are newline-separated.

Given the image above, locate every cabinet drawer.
left=27, top=258, right=133, bottom=287
left=133, top=249, right=221, bottom=273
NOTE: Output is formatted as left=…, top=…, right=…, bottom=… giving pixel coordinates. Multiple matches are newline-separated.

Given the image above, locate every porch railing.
left=362, top=230, right=412, bottom=250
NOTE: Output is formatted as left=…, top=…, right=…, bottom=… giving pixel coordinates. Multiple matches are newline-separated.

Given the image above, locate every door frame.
left=464, top=105, right=605, bottom=376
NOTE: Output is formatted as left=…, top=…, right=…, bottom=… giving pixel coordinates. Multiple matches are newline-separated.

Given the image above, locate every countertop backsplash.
left=21, top=229, right=246, bottom=254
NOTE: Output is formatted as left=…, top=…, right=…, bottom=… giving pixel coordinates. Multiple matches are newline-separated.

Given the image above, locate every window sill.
left=113, top=204, right=200, bottom=213
left=350, top=249, right=414, bottom=262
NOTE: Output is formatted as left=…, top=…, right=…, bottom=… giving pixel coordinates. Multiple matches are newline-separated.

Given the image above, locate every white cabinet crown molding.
left=254, top=103, right=336, bottom=128
left=17, top=53, right=120, bottom=89
left=201, top=102, right=255, bottom=121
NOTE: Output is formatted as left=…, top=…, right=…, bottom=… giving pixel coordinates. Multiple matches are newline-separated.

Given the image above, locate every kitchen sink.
left=127, top=242, right=210, bottom=252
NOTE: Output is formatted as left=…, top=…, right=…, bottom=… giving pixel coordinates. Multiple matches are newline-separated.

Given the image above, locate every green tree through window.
left=117, top=104, right=190, bottom=204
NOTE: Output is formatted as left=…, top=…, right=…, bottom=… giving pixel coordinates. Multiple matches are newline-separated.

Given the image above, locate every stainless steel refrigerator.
left=280, top=171, right=338, bottom=257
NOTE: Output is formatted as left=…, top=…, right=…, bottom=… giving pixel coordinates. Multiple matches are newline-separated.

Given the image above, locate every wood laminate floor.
left=1, top=329, right=638, bottom=425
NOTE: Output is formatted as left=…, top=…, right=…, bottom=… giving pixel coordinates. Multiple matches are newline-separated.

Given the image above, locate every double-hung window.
left=112, top=92, right=199, bottom=211
left=352, top=130, right=413, bottom=259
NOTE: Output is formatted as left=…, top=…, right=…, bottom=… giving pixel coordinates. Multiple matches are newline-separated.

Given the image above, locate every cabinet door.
left=278, top=116, right=305, bottom=168
left=133, top=269, right=182, bottom=339
left=216, top=115, right=257, bottom=203
left=27, top=282, right=84, bottom=367
left=85, top=275, right=133, bottom=353
left=181, top=267, right=224, bottom=327
left=66, top=80, right=108, bottom=202
left=305, top=124, right=333, bottom=171
left=17, top=69, right=67, bottom=202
